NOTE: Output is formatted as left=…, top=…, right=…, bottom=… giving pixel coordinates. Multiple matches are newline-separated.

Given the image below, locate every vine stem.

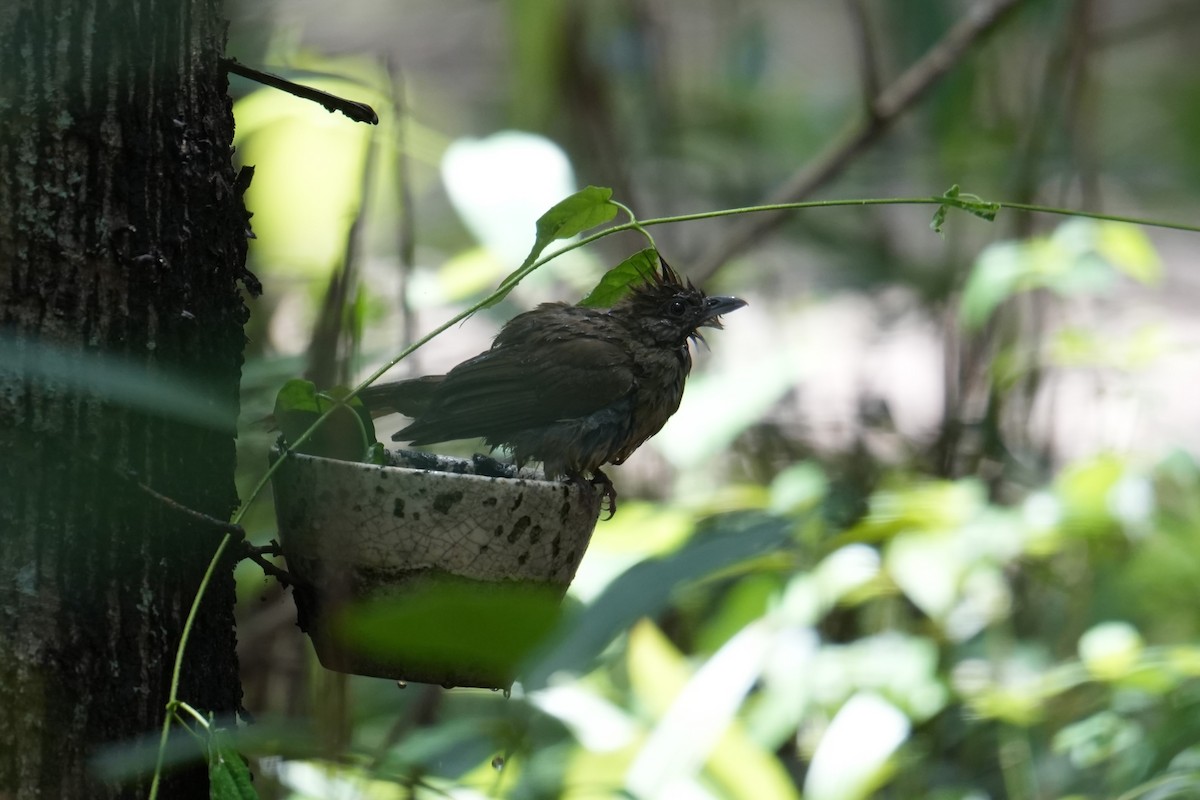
left=631, top=197, right=1200, bottom=233
left=148, top=191, right=1200, bottom=797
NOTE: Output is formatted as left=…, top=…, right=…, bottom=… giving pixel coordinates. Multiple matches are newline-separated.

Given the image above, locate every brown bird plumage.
left=359, top=259, right=746, bottom=511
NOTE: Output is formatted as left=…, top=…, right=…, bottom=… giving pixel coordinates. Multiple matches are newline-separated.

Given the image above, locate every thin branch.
left=221, top=58, right=379, bottom=125
left=846, top=0, right=881, bottom=107
left=128, top=471, right=245, bottom=538
left=388, top=56, right=419, bottom=359
left=240, top=541, right=297, bottom=587
left=691, top=0, right=1025, bottom=282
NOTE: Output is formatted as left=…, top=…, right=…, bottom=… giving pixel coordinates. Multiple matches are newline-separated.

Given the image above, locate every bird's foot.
left=590, top=468, right=618, bottom=520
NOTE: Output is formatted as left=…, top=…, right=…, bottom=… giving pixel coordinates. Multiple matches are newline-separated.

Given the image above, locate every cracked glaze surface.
left=272, top=449, right=603, bottom=589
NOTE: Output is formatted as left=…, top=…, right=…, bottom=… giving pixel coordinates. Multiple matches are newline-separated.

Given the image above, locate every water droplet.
left=491, top=756, right=505, bottom=771
left=490, top=687, right=500, bottom=692
left=396, top=680, right=407, bottom=690
left=503, top=687, right=511, bottom=700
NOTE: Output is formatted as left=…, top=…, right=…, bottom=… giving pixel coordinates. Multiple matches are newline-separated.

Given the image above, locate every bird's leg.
left=563, top=469, right=617, bottom=520
left=590, top=468, right=618, bottom=520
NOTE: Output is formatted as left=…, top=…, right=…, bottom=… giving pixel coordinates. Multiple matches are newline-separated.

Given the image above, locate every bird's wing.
left=397, top=335, right=634, bottom=444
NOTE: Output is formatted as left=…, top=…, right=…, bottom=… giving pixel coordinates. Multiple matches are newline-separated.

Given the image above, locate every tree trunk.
left=0, top=1, right=252, bottom=797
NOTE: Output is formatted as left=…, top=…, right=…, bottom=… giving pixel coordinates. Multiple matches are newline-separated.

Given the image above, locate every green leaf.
left=522, top=514, right=794, bottom=690
left=273, top=378, right=321, bottom=417
left=535, top=185, right=619, bottom=243
left=931, top=184, right=1000, bottom=237
left=272, top=379, right=379, bottom=462
left=208, top=735, right=258, bottom=800
left=929, top=185, right=956, bottom=237
left=365, top=441, right=388, bottom=465
left=1095, top=222, right=1162, bottom=284
left=486, top=186, right=618, bottom=308
left=960, top=220, right=1165, bottom=329
left=958, top=242, right=1025, bottom=330
left=929, top=204, right=948, bottom=237
left=578, top=247, right=659, bottom=307
left=338, top=576, right=566, bottom=688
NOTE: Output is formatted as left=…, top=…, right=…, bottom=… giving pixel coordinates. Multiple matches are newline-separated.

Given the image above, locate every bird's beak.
left=699, top=295, right=748, bottom=328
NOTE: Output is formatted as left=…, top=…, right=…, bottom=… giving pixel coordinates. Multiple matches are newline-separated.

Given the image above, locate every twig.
left=221, top=58, right=379, bottom=125
left=240, top=541, right=297, bottom=587
left=691, top=0, right=1025, bottom=282
left=129, top=471, right=245, bottom=538
left=387, top=56, right=419, bottom=359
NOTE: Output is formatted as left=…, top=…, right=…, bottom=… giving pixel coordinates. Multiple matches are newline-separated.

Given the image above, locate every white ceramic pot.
left=271, top=447, right=602, bottom=687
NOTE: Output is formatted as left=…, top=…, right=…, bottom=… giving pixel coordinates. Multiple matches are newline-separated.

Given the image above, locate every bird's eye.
left=667, top=299, right=687, bottom=316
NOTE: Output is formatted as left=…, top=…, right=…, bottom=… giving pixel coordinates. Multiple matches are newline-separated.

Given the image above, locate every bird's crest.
left=646, top=255, right=697, bottom=293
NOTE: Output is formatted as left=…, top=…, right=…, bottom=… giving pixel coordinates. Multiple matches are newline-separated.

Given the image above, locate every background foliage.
left=214, top=1, right=1200, bottom=797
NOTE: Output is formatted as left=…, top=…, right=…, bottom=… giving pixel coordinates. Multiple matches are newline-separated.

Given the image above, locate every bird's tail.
left=357, top=376, right=444, bottom=418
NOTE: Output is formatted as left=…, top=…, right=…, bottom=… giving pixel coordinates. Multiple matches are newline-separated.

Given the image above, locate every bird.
left=358, top=257, right=746, bottom=516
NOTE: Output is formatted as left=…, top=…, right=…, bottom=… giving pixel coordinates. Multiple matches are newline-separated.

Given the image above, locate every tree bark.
left=0, top=1, right=252, bottom=797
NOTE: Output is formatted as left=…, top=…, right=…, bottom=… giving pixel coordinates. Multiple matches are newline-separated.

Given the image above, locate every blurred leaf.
left=522, top=514, right=794, bottom=690
left=960, top=221, right=1163, bottom=329
left=434, top=246, right=507, bottom=301
left=486, top=186, right=618, bottom=307
left=337, top=576, right=565, bottom=687
left=375, top=717, right=507, bottom=780
left=696, top=574, right=781, bottom=653
left=0, top=334, right=236, bottom=429
left=579, top=248, right=659, bottom=308
left=1051, top=325, right=1168, bottom=371
left=1053, top=711, right=1142, bottom=769
left=625, top=621, right=799, bottom=800
left=1055, top=454, right=1128, bottom=538
left=1118, top=771, right=1200, bottom=800
left=233, top=62, right=380, bottom=275
left=803, top=692, right=910, bottom=800
left=846, top=479, right=985, bottom=543
left=1095, top=223, right=1162, bottom=284
left=657, top=348, right=801, bottom=467
left=959, top=241, right=1026, bottom=329
left=768, top=462, right=828, bottom=516
left=1079, top=622, right=1145, bottom=681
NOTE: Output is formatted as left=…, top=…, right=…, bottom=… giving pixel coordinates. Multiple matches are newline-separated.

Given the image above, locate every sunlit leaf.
left=536, top=186, right=619, bottom=243
left=696, top=574, right=781, bottom=653
left=1054, top=454, right=1128, bottom=538
left=1078, top=622, right=1144, bottom=681
left=579, top=248, right=659, bottom=308
left=803, top=693, right=910, bottom=800
left=626, top=621, right=798, bottom=800
left=1095, top=222, right=1162, bottom=284
left=848, top=479, right=985, bottom=542
left=485, top=186, right=618, bottom=308
left=233, top=61, right=382, bottom=275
